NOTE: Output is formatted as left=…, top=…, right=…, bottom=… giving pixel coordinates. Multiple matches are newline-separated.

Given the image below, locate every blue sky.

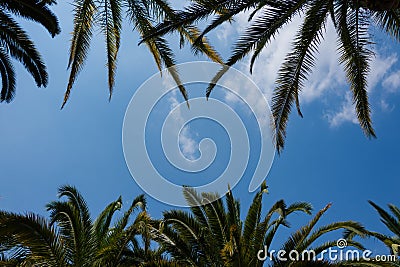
left=1, top=1, right=400, bottom=258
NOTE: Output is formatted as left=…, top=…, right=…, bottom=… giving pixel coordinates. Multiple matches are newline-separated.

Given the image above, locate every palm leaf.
left=63, top=0, right=96, bottom=108
left=0, top=0, right=60, bottom=37
left=272, top=0, right=330, bottom=152
left=206, top=0, right=310, bottom=98
left=0, top=11, right=48, bottom=87
left=369, top=201, right=400, bottom=237
left=0, top=211, right=67, bottom=267
left=97, top=0, right=122, bottom=99
left=336, top=0, right=376, bottom=139
left=0, top=48, right=16, bottom=102
left=373, top=9, right=400, bottom=42
left=127, top=0, right=188, bottom=103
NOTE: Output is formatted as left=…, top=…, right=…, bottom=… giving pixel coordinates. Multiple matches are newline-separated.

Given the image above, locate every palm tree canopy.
left=151, top=184, right=395, bottom=266
left=143, top=0, right=400, bottom=152
left=63, top=0, right=223, bottom=108
left=0, top=0, right=60, bottom=103
left=0, top=185, right=162, bottom=266
left=352, top=201, right=400, bottom=255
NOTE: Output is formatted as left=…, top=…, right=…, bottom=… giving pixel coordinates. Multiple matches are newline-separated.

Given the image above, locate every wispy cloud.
left=168, top=91, right=198, bottom=160
left=214, top=12, right=399, bottom=129
left=382, top=70, right=400, bottom=93
left=326, top=92, right=358, bottom=127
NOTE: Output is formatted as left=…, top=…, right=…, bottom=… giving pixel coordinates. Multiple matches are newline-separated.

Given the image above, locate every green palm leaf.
left=336, top=0, right=376, bottom=139
left=0, top=48, right=16, bottom=102
left=0, top=211, right=67, bottom=267
left=0, top=0, right=60, bottom=37
left=97, top=0, right=122, bottom=99
left=273, top=0, right=331, bottom=152
left=63, top=0, right=96, bottom=108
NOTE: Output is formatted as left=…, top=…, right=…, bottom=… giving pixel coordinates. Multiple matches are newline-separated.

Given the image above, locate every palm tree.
left=354, top=201, right=400, bottom=256
left=0, top=185, right=161, bottom=266
left=143, top=0, right=400, bottom=152
left=0, top=0, right=60, bottom=103
left=152, top=183, right=394, bottom=266
left=63, top=0, right=223, bottom=108
left=268, top=203, right=395, bottom=266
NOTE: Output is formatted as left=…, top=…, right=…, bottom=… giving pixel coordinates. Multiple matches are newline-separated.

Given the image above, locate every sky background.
left=1, top=1, right=400, bottom=258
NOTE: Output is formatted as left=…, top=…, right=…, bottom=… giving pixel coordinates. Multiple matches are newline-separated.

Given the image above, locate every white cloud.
left=178, top=126, right=198, bottom=160
left=326, top=92, right=358, bottom=127
left=168, top=91, right=198, bottom=160
left=369, top=54, right=398, bottom=91
left=213, top=8, right=399, bottom=129
left=380, top=99, right=395, bottom=112
left=327, top=52, right=398, bottom=123
left=382, top=70, right=400, bottom=92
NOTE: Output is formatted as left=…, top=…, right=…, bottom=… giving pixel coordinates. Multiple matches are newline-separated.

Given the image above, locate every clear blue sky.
left=1, top=1, right=400, bottom=257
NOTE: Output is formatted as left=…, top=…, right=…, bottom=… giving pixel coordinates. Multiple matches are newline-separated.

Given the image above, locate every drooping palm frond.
left=0, top=0, right=60, bottom=37
left=97, top=0, right=122, bottom=99
left=273, top=0, right=331, bottom=151
left=142, top=0, right=235, bottom=40
left=0, top=48, right=16, bottom=102
left=0, top=12, right=49, bottom=87
left=146, top=1, right=223, bottom=64
left=373, top=8, right=400, bottom=41
left=63, top=0, right=226, bottom=107
left=146, top=0, right=400, bottom=152
left=336, top=0, right=376, bottom=139
left=63, top=0, right=96, bottom=108
left=0, top=0, right=59, bottom=104
left=0, top=211, right=67, bottom=267
left=129, top=0, right=195, bottom=104
left=205, top=0, right=310, bottom=98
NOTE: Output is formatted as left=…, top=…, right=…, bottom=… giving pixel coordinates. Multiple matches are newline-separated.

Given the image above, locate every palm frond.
left=63, top=0, right=96, bottom=108
left=0, top=11, right=48, bottom=87
left=0, top=48, right=16, bottom=103
left=0, top=211, right=67, bottom=267
left=300, top=221, right=367, bottom=252
left=0, top=0, right=60, bottom=37
left=93, top=195, right=122, bottom=243
left=97, top=0, right=122, bottom=99
left=369, top=201, right=400, bottom=237
left=206, top=0, right=309, bottom=98
left=373, top=9, right=400, bottom=42
left=127, top=0, right=188, bottom=103
left=336, top=1, right=376, bottom=138
left=272, top=0, right=330, bottom=152
left=140, top=0, right=234, bottom=42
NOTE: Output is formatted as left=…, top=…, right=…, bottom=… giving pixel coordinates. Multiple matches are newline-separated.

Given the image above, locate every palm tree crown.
left=0, top=0, right=60, bottom=103
left=143, top=0, right=400, bottom=152
left=0, top=185, right=159, bottom=266
left=63, top=0, right=223, bottom=108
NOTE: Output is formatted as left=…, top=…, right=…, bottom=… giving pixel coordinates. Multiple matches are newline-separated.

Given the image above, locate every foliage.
left=0, top=185, right=164, bottom=266
left=0, top=0, right=60, bottom=103
left=150, top=183, right=390, bottom=266
left=143, top=0, right=400, bottom=152
left=63, top=0, right=222, bottom=108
